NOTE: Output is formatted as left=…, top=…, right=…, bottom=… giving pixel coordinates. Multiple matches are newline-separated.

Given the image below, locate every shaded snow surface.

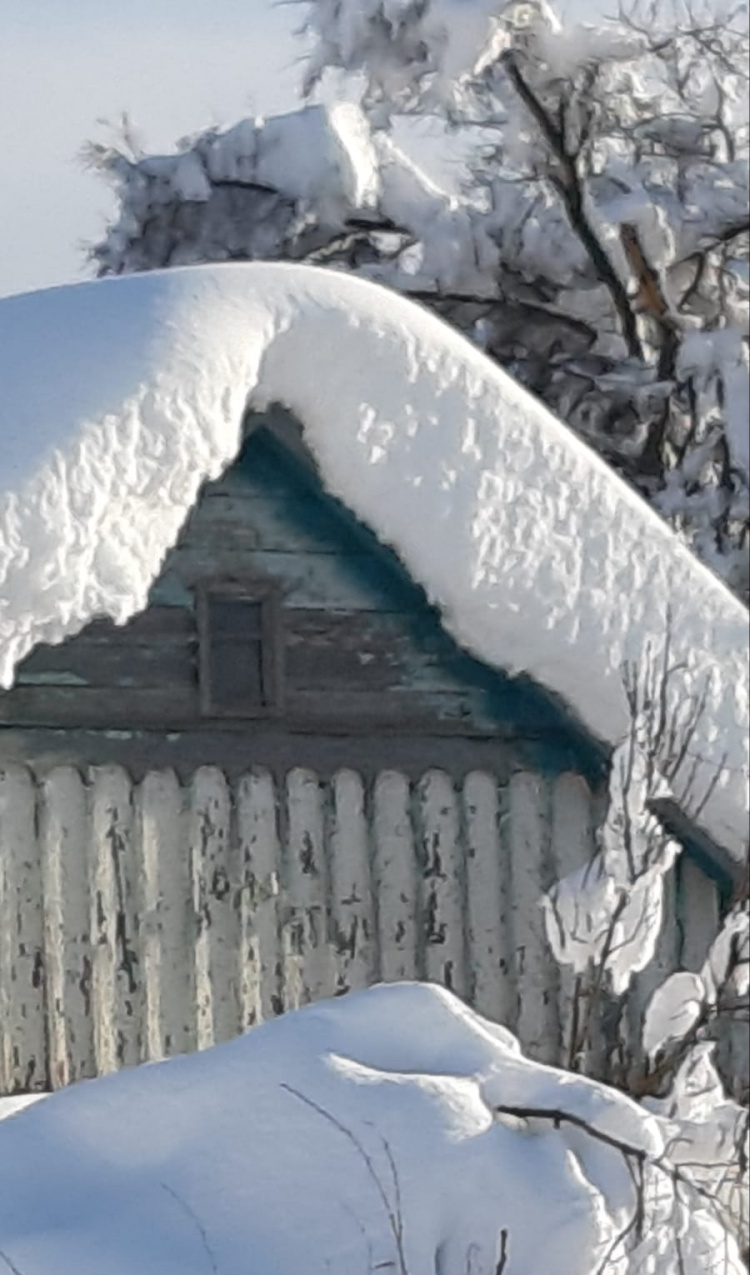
left=0, top=982, right=738, bottom=1275
left=0, top=263, right=747, bottom=864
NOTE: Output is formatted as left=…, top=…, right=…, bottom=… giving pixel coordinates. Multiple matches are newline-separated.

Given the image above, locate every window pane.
left=206, top=596, right=263, bottom=638
left=208, top=638, right=264, bottom=712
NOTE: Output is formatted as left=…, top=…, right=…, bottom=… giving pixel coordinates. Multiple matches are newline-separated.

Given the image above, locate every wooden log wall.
left=0, top=764, right=745, bottom=1095
left=0, top=425, right=600, bottom=775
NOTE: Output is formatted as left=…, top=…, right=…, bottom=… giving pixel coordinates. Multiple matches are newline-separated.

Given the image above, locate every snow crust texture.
left=0, top=263, right=747, bottom=862
left=0, top=983, right=742, bottom=1275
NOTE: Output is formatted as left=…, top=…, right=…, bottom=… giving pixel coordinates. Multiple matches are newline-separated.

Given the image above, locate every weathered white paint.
left=372, top=771, right=418, bottom=983
left=89, top=766, right=142, bottom=1074
left=463, top=771, right=512, bottom=1026
left=329, top=770, right=377, bottom=996
left=189, top=768, right=236, bottom=1050
left=235, top=769, right=282, bottom=1028
left=0, top=764, right=742, bottom=1098
left=137, top=770, right=195, bottom=1059
left=417, top=770, right=467, bottom=999
left=507, top=772, right=560, bottom=1063
left=284, top=768, right=332, bottom=1008
left=39, top=768, right=94, bottom=1087
left=0, top=767, right=44, bottom=1092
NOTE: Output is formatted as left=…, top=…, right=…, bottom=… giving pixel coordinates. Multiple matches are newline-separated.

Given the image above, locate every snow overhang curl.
left=0, top=262, right=747, bottom=867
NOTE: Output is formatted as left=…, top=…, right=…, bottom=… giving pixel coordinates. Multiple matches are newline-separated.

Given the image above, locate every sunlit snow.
left=0, top=262, right=747, bottom=865
left=0, top=983, right=743, bottom=1274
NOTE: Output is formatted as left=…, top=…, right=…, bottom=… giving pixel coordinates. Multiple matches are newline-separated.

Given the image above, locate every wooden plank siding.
left=0, top=763, right=744, bottom=1097
left=0, top=423, right=602, bottom=783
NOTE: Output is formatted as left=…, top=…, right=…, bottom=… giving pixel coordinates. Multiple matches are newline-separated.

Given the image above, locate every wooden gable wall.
left=0, top=410, right=603, bottom=782
left=0, top=413, right=742, bottom=1096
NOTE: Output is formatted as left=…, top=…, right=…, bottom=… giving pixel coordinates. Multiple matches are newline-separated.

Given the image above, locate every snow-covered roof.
left=0, top=263, right=747, bottom=867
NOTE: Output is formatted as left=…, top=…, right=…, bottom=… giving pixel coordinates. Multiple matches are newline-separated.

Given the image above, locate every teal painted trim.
left=239, top=421, right=607, bottom=785
left=15, top=671, right=88, bottom=687
left=653, top=794, right=738, bottom=899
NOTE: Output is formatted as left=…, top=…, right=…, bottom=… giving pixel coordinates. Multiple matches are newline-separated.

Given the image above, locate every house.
left=0, top=263, right=747, bottom=1096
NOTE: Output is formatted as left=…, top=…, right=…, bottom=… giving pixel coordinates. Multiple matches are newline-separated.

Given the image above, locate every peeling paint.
left=0, top=762, right=743, bottom=1097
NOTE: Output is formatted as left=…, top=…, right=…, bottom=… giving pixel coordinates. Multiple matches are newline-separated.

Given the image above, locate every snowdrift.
left=0, top=1094, right=43, bottom=1122
left=0, top=982, right=741, bottom=1275
left=0, top=263, right=747, bottom=864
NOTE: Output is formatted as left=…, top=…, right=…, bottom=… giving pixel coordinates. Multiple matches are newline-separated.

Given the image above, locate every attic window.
left=197, top=585, right=281, bottom=718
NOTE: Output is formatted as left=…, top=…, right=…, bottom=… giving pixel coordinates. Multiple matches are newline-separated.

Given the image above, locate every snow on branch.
left=541, top=617, right=748, bottom=1254
left=88, top=0, right=750, bottom=599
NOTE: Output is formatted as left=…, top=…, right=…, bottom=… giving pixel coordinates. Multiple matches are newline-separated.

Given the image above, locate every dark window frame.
left=196, top=580, right=283, bottom=719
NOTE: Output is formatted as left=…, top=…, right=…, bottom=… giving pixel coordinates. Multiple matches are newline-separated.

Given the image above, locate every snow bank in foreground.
left=0, top=983, right=740, bottom=1275
left=0, top=1094, right=45, bottom=1122
left=0, top=263, right=747, bottom=863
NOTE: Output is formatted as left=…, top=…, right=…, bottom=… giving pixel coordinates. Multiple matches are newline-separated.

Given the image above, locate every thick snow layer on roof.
left=0, top=982, right=741, bottom=1274
left=0, top=263, right=747, bottom=862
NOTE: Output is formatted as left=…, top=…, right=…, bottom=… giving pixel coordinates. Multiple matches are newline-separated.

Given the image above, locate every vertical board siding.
left=40, top=768, right=94, bottom=1088
left=137, top=770, right=195, bottom=1060
left=235, top=769, right=282, bottom=1027
left=548, top=773, right=597, bottom=1072
left=372, top=771, right=418, bottom=983
left=189, top=768, right=237, bottom=1050
left=329, top=770, right=377, bottom=996
left=463, top=771, right=513, bottom=1026
left=507, top=772, right=560, bottom=1063
left=89, top=766, right=143, bottom=1074
left=283, top=768, right=333, bottom=1008
left=417, top=770, right=467, bottom=998
left=677, top=858, right=747, bottom=1097
left=678, top=856, right=721, bottom=972
left=622, top=867, right=682, bottom=1086
left=0, top=764, right=740, bottom=1097
left=0, top=767, right=44, bottom=1092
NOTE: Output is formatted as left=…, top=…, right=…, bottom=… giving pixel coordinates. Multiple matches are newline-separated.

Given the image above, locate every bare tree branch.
left=501, top=49, right=645, bottom=359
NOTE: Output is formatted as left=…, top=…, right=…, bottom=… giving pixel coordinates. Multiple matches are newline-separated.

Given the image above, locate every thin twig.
left=280, top=1083, right=409, bottom=1275
left=161, top=1183, right=219, bottom=1275
left=495, top=1227, right=510, bottom=1274
left=0, top=1250, right=24, bottom=1275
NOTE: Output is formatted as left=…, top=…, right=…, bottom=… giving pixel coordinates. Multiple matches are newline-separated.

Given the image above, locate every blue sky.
left=0, top=0, right=302, bottom=297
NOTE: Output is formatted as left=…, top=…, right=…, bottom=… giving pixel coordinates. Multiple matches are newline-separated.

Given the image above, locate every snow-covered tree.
left=543, top=633, right=750, bottom=1260
left=87, top=0, right=750, bottom=598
